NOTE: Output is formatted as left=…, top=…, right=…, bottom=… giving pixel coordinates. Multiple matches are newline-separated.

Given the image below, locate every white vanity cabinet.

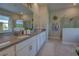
left=40, top=32, right=45, bottom=47
left=36, top=34, right=41, bottom=52
left=0, top=31, right=47, bottom=56
left=16, top=43, right=33, bottom=56
left=36, top=31, right=47, bottom=52
left=0, top=46, right=15, bottom=56
left=42, top=32, right=46, bottom=44
left=16, top=36, right=37, bottom=56
left=16, top=31, right=47, bottom=56
left=31, top=36, right=37, bottom=56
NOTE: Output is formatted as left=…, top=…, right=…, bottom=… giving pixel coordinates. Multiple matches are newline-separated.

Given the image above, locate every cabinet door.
left=16, top=38, right=32, bottom=52
left=37, top=34, right=42, bottom=52
left=31, top=38, right=37, bottom=56
left=16, top=37, right=37, bottom=56
left=40, top=33, right=43, bottom=47
left=42, top=32, right=47, bottom=43
left=16, top=41, right=37, bottom=56
left=0, top=46, right=15, bottom=56
left=40, top=33, right=45, bottom=47
left=43, top=32, right=46, bottom=43
left=16, top=43, right=32, bottom=56
left=37, top=32, right=47, bottom=52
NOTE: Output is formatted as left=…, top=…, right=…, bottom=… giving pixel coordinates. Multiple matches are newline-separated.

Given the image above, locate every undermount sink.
left=17, top=35, right=29, bottom=39
left=0, top=41, right=11, bottom=49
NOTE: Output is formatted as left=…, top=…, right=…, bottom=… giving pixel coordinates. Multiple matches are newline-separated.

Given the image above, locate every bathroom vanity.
left=0, top=30, right=47, bottom=56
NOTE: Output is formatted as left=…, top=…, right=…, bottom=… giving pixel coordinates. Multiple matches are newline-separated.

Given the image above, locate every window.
left=16, top=20, right=23, bottom=28
left=0, top=15, right=9, bottom=33
left=3, top=23, right=8, bottom=30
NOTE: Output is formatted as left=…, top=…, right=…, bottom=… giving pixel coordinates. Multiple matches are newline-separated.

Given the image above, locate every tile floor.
left=37, top=39, right=78, bottom=56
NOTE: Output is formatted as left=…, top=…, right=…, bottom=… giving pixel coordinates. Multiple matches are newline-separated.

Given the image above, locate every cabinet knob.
left=29, top=45, right=32, bottom=50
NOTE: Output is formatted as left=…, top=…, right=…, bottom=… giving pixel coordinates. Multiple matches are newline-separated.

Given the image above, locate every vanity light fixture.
left=34, top=3, right=37, bottom=6
left=33, top=3, right=38, bottom=7
left=53, top=15, right=58, bottom=21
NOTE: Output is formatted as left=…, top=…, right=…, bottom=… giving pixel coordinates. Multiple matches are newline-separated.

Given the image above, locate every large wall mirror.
left=0, top=15, right=12, bottom=33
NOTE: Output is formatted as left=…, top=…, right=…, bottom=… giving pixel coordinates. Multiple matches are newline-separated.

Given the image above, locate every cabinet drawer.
left=0, top=46, right=15, bottom=56
left=16, top=36, right=37, bottom=52
left=16, top=36, right=37, bottom=56
left=16, top=43, right=32, bottom=56
left=16, top=38, right=33, bottom=51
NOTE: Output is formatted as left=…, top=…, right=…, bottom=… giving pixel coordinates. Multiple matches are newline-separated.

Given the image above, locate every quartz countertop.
left=0, top=30, right=46, bottom=51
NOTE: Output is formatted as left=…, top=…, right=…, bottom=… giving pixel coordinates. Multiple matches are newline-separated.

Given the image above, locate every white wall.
left=39, top=5, right=49, bottom=29
left=63, top=28, right=79, bottom=44
left=49, top=6, right=79, bottom=37
left=32, top=4, right=40, bottom=30
left=50, top=7, right=79, bottom=28
left=32, top=4, right=49, bottom=31
left=32, top=4, right=49, bottom=39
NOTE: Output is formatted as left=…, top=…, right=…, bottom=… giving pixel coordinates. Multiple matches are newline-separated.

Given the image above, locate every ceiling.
left=0, top=3, right=33, bottom=15
left=47, top=3, right=79, bottom=12
left=0, top=3, right=79, bottom=15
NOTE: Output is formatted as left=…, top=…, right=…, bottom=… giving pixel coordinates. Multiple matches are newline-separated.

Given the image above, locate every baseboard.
left=35, top=40, right=47, bottom=56
left=62, top=41, right=79, bottom=45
